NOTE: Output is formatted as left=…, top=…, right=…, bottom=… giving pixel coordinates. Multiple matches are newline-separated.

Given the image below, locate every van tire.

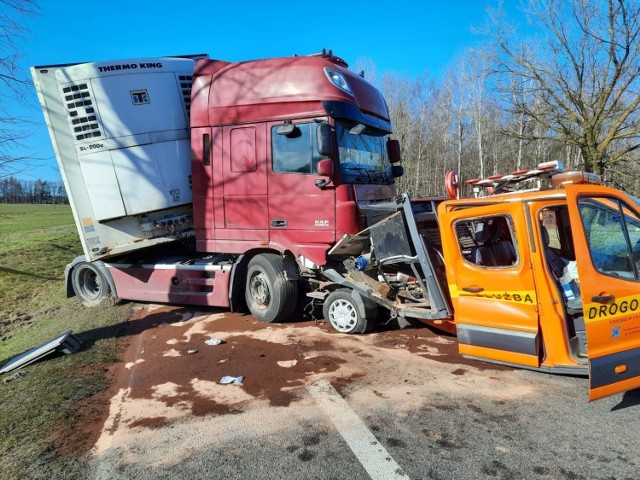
left=323, top=289, right=375, bottom=334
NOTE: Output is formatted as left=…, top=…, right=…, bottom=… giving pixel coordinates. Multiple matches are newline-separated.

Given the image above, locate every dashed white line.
left=307, top=380, right=410, bottom=480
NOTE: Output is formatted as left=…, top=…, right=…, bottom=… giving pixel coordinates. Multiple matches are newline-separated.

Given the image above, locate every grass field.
left=0, top=204, right=132, bottom=479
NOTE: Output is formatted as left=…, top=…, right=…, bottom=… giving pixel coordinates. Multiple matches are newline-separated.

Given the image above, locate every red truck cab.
left=189, top=52, right=400, bottom=266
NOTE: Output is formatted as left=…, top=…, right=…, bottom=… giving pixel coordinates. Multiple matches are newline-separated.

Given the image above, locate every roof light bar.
left=550, top=171, right=602, bottom=186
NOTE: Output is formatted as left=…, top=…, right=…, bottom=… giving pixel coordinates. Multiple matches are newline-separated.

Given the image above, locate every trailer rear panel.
left=32, top=56, right=204, bottom=261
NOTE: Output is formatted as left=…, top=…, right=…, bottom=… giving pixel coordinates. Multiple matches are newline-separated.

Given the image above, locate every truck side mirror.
left=317, top=123, right=333, bottom=157
left=387, top=139, right=401, bottom=164
left=317, top=158, right=333, bottom=177
left=392, top=165, right=404, bottom=178
left=277, top=123, right=299, bottom=136
left=315, top=158, right=334, bottom=189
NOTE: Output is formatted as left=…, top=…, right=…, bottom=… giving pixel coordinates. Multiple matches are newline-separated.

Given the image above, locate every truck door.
left=441, top=203, right=541, bottom=368
left=565, top=184, right=640, bottom=401
left=266, top=120, right=336, bottom=258
left=221, top=124, right=269, bottom=238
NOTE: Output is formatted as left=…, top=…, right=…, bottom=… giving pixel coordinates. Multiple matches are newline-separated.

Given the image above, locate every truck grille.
left=61, top=83, right=103, bottom=141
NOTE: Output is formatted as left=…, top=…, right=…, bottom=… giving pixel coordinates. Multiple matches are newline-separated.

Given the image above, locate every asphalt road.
left=89, top=305, right=640, bottom=480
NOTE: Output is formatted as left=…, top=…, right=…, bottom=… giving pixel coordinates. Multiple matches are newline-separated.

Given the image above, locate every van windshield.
left=335, top=121, right=393, bottom=184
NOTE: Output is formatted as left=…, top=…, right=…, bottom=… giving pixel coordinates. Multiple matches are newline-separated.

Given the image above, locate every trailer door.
left=440, top=203, right=541, bottom=368
left=565, top=184, right=640, bottom=401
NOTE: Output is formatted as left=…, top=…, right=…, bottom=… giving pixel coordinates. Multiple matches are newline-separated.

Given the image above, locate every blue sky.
left=13, top=0, right=518, bottom=182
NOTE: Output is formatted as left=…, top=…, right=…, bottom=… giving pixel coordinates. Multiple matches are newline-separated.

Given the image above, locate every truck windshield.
left=335, top=121, right=393, bottom=184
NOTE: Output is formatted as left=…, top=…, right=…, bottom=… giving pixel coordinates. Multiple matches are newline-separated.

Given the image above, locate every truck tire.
left=323, top=289, right=375, bottom=334
left=245, top=254, right=298, bottom=323
left=71, top=262, right=112, bottom=307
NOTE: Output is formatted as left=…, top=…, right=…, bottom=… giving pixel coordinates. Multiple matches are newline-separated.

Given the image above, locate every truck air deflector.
left=457, top=323, right=540, bottom=357
left=589, top=347, right=640, bottom=389
left=321, top=101, right=392, bottom=133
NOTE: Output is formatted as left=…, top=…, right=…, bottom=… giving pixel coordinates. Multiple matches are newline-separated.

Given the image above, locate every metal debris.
left=3, top=371, right=26, bottom=384
left=0, top=331, right=82, bottom=374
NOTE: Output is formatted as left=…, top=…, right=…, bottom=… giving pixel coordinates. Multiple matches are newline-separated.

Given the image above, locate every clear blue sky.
left=13, top=0, right=517, bottom=182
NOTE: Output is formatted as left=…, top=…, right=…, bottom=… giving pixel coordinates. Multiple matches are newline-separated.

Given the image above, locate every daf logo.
left=131, top=89, right=150, bottom=105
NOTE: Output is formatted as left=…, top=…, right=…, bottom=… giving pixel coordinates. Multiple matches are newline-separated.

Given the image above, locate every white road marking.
left=307, top=380, right=410, bottom=480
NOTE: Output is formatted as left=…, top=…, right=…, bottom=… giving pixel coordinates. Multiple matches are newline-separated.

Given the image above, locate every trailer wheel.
left=71, top=262, right=111, bottom=307
left=245, top=254, right=298, bottom=323
left=323, top=289, right=374, bottom=334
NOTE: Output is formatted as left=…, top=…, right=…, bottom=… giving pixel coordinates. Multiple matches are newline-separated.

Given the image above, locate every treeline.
left=375, top=61, right=590, bottom=199
left=356, top=0, right=640, bottom=198
left=0, top=177, right=68, bottom=204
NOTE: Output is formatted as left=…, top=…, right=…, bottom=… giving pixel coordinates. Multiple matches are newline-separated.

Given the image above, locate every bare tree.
left=0, top=0, right=39, bottom=178
left=487, top=0, right=640, bottom=180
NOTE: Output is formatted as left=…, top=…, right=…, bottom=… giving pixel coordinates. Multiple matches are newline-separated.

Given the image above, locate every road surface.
left=88, top=305, right=640, bottom=480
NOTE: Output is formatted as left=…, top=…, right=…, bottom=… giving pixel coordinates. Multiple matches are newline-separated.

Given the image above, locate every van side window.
left=271, top=123, right=321, bottom=174
left=578, top=196, right=640, bottom=280
left=455, top=215, right=518, bottom=267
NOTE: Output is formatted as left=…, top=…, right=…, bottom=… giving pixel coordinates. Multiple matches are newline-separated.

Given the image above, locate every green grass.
left=0, top=204, right=133, bottom=479
left=0, top=204, right=80, bottom=320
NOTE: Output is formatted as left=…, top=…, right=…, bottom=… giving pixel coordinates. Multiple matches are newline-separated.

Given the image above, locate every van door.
left=440, top=203, right=541, bottom=368
left=565, top=184, right=640, bottom=401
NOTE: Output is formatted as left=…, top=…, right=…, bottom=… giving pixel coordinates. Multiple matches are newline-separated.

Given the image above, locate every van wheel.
left=245, top=254, right=298, bottom=323
left=323, top=289, right=374, bottom=334
left=71, top=262, right=111, bottom=307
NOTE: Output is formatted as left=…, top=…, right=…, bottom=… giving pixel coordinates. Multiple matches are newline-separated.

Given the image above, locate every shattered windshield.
left=335, top=121, right=393, bottom=184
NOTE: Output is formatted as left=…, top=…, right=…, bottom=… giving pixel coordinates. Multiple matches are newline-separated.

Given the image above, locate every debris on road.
left=205, top=338, right=223, bottom=346
left=187, top=348, right=198, bottom=355
left=220, top=375, right=244, bottom=385
left=0, top=331, right=82, bottom=374
left=2, top=371, right=26, bottom=384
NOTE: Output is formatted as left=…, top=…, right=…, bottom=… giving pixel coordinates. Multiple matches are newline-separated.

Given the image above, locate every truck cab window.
left=578, top=196, right=640, bottom=280
left=335, top=121, right=393, bottom=184
left=272, top=123, right=321, bottom=174
left=455, top=215, right=517, bottom=267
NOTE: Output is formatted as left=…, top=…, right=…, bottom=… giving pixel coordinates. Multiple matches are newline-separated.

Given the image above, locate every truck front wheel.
left=245, top=254, right=298, bottom=323
left=71, top=262, right=112, bottom=307
left=323, top=289, right=375, bottom=334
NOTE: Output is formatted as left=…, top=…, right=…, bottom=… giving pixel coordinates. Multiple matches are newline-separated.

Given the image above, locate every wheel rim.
left=249, top=271, right=271, bottom=310
left=78, top=267, right=102, bottom=300
left=328, top=299, right=357, bottom=333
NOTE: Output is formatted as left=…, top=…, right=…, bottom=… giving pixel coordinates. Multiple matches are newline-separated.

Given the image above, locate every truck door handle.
left=592, top=294, right=614, bottom=303
left=271, top=219, right=287, bottom=228
left=462, top=286, right=484, bottom=293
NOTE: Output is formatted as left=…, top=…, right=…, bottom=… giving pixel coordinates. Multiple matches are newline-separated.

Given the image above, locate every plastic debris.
left=187, top=348, right=198, bottom=355
left=220, top=375, right=244, bottom=385
left=205, top=338, right=223, bottom=346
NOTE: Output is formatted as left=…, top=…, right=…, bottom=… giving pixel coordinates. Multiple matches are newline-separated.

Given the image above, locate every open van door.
left=439, top=202, right=541, bottom=369
left=565, top=184, right=640, bottom=401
